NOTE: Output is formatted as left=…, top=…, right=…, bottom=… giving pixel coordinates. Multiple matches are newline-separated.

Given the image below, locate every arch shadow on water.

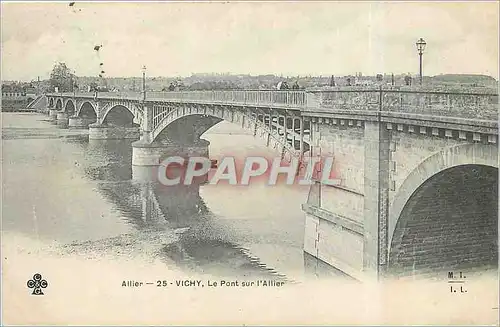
left=70, top=137, right=290, bottom=280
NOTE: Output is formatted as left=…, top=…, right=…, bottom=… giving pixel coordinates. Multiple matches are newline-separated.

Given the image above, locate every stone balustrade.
left=47, top=86, right=499, bottom=123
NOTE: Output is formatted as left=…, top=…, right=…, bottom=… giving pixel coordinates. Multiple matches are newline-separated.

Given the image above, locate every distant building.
left=2, top=83, right=25, bottom=97
left=2, top=83, right=37, bottom=97
left=1, top=83, right=37, bottom=111
left=25, top=87, right=37, bottom=97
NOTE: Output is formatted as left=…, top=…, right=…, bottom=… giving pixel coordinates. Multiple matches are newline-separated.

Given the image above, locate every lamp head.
left=416, top=38, right=426, bottom=54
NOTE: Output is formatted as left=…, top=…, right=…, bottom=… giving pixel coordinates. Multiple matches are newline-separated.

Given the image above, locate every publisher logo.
left=27, top=273, right=48, bottom=295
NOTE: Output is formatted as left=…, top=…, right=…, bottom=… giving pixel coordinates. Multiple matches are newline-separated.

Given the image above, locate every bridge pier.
left=88, top=123, right=140, bottom=140
left=302, top=118, right=392, bottom=282
left=49, top=109, right=58, bottom=120
left=362, top=121, right=391, bottom=282
left=131, top=138, right=210, bottom=184
left=56, top=112, right=69, bottom=127
left=68, top=116, right=95, bottom=129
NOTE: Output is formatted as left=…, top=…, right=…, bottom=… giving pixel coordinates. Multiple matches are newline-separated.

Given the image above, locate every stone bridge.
left=45, top=87, right=499, bottom=281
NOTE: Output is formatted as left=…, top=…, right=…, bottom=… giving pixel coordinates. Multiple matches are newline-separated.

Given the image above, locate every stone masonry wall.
left=314, top=122, right=365, bottom=222
left=389, top=131, right=468, bottom=206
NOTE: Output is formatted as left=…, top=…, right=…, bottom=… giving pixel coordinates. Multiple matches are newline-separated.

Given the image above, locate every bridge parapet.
left=148, top=90, right=306, bottom=108
left=306, top=87, right=499, bottom=124
left=49, top=90, right=307, bottom=109
left=50, top=91, right=142, bottom=100
left=48, top=87, right=498, bottom=128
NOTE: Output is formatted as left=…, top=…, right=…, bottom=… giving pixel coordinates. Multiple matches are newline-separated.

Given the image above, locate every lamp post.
left=416, top=38, right=426, bottom=85
left=142, top=65, right=147, bottom=102
left=72, top=71, right=77, bottom=98
left=94, top=77, right=98, bottom=101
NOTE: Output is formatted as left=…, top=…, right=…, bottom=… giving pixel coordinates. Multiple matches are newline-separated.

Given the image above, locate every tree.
left=89, top=82, right=98, bottom=92
left=49, top=62, right=75, bottom=92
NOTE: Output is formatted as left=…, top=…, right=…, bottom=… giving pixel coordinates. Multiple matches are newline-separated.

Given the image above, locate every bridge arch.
left=151, top=106, right=310, bottom=159
left=77, top=101, right=97, bottom=120
left=55, top=98, right=63, bottom=110
left=63, top=99, right=76, bottom=115
left=101, top=104, right=137, bottom=127
left=388, top=143, right=498, bottom=277
left=155, top=113, right=223, bottom=145
left=75, top=101, right=97, bottom=122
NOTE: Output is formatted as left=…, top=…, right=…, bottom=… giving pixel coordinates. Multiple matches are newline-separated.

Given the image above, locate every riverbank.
left=1, top=101, right=34, bottom=112
left=1, top=108, right=37, bottom=112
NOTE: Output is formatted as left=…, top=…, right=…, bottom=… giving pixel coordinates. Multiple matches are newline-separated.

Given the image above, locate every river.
left=2, top=112, right=311, bottom=282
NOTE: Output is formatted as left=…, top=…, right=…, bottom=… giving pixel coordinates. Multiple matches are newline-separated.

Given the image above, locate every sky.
left=1, top=1, right=499, bottom=81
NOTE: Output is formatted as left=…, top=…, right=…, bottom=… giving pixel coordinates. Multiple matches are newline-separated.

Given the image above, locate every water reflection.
left=84, top=139, right=134, bottom=181
left=69, top=136, right=288, bottom=279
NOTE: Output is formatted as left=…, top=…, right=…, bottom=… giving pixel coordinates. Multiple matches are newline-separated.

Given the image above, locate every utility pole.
left=142, top=65, right=147, bottom=102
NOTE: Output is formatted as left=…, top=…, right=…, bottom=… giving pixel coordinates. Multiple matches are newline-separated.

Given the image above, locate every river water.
left=2, top=112, right=311, bottom=282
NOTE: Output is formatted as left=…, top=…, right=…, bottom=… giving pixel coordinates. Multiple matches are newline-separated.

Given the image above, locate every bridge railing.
left=48, top=88, right=498, bottom=122
left=306, top=87, right=499, bottom=121
left=147, top=90, right=306, bottom=107
left=382, top=90, right=498, bottom=121
left=99, top=91, right=141, bottom=100
left=48, top=90, right=306, bottom=107
left=47, top=91, right=142, bottom=100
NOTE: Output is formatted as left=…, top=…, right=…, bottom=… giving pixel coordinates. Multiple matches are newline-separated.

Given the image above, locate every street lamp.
left=416, top=38, right=426, bottom=85
left=72, top=70, right=77, bottom=98
left=142, top=65, right=147, bottom=102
